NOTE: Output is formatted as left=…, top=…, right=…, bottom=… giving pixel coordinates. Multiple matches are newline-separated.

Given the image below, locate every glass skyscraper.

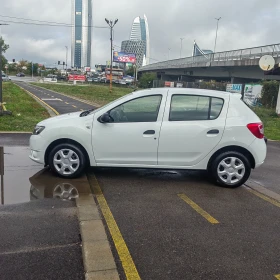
left=129, top=15, right=150, bottom=65
left=71, top=0, right=92, bottom=69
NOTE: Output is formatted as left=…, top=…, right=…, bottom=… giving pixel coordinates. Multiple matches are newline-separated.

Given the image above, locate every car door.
left=158, top=92, right=229, bottom=167
left=92, top=93, right=166, bottom=166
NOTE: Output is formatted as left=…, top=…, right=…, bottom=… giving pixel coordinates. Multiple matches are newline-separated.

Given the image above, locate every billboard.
left=226, top=84, right=243, bottom=94
left=68, top=74, right=86, bottom=82
left=113, top=52, right=136, bottom=63
left=243, top=84, right=262, bottom=106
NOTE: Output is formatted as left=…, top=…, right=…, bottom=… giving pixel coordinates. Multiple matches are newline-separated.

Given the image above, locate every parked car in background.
left=2, top=73, right=11, bottom=81
left=16, top=72, right=25, bottom=77
left=30, top=88, right=267, bottom=188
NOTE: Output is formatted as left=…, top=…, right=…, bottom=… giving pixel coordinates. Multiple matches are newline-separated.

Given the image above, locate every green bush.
left=138, top=72, right=157, bottom=88
left=260, top=80, right=279, bottom=108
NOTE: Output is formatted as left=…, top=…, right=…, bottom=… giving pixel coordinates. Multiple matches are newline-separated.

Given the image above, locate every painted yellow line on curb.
left=275, top=274, right=280, bottom=280
left=65, top=102, right=69, bottom=104
left=72, top=105, right=77, bottom=108
left=89, top=174, right=140, bottom=280
left=247, top=188, right=280, bottom=208
left=178, top=194, right=219, bottom=224
left=15, top=84, right=59, bottom=116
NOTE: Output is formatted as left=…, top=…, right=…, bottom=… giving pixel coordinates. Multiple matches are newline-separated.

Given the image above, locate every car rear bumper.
left=249, top=138, right=267, bottom=169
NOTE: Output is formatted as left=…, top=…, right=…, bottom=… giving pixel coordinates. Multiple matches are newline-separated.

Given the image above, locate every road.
left=90, top=167, right=280, bottom=280
left=13, top=81, right=95, bottom=114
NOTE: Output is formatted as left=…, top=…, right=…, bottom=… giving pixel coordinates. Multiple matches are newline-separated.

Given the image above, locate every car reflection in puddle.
left=29, top=168, right=91, bottom=202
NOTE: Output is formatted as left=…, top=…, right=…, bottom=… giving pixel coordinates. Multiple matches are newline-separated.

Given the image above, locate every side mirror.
left=99, top=112, right=113, bottom=123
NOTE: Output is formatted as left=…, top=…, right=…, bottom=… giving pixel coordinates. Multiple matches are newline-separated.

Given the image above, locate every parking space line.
left=88, top=174, right=140, bottom=280
left=247, top=188, right=280, bottom=208
left=178, top=194, right=219, bottom=224
left=275, top=274, right=280, bottom=279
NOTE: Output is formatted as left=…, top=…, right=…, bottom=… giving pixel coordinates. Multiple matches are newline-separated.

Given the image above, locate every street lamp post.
left=214, top=17, right=221, bottom=54
left=105, top=18, right=118, bottom=93
left=65, top=46, right=68, bottom=71
left=0, top=23, right=9, bottom=116
left=180, top=38, right=185, bottom=58
left=168, top=48, right=171, bottom=60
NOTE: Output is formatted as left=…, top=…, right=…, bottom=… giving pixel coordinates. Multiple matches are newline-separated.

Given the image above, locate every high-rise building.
left=122, top=14, right=150, bottom=66
left=71, top=0, right=92, bottom=69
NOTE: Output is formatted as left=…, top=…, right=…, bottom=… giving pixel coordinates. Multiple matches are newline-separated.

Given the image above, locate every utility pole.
left=0, top=23, right=9, bottom=116
left=105, top=18, right=118, bottom=93
left=214, top=17, right=221, bottom=54
left=65, top=46, right=68, bottom=71
left=168, top=48, right=171, bottom=60
left=180, top=38, right=185, bottom=58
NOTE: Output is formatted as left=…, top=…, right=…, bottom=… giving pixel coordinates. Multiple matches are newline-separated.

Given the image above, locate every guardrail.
left=139, top=43, right=280, bottom=71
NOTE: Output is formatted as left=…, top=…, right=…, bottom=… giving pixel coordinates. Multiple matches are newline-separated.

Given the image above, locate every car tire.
left=48, top=143, right=87, bottom=178
left=209, top=151, right=251, bottom=188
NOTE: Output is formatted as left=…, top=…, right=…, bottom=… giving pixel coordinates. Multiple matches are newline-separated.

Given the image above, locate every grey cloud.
left=1, top=0, right=280, bottom=67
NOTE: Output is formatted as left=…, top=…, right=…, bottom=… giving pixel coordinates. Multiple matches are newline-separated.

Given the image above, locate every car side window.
left=169, top=95, right=224, bottom=121
left=109, top=95, right=162, bottom=123
left=210, top=97, right=224, bottom=119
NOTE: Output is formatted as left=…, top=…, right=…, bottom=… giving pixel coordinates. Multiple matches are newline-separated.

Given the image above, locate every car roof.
left=133, top=87, right=230, bottom=98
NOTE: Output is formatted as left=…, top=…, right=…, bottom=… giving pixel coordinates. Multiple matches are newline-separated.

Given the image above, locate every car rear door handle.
left=207, top=129, right=219, bottom=135
left=143, top=130, right=155, bottom=135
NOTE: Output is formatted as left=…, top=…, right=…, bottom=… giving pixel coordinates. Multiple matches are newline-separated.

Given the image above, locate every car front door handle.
left=143, top=130, right=155, bottom=135
left=207, top=129, right=219, bottom=135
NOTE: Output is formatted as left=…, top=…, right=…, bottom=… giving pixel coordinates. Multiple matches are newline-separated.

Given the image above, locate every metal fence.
left=139, top=43, right=280, bottom=71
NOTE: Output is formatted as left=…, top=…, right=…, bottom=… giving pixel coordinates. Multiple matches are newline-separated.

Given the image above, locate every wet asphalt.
left=0, top=199, right=84, bottom=280
left=92, top=167, right=280, bottom=280
left=13, top=81, right=96, bottom=114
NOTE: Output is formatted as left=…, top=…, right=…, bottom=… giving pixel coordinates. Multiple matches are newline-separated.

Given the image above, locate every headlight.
left=33, top=125, right=45, bottom=135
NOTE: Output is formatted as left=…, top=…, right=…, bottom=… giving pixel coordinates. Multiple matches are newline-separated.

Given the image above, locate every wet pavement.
left=0, top=145, right=94, bottom=280
left=92, top=167, right=280, bottom=280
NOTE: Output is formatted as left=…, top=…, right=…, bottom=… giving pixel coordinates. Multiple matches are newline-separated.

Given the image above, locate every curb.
left=244, top=180, right=280, bottom=202
left=14, top=83, right=59, bottom=117
left=31, top=83, right=101, bottom=108
left=76, top=186, right=120, bottom=279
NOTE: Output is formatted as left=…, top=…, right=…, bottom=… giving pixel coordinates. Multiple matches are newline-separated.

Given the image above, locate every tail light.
left=247, top=123, right=264, bottom=139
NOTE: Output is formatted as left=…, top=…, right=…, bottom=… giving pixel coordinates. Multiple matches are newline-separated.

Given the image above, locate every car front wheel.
left=209, top=151, right=251, bottom=188
left=48, top=143, right=87, bottom=178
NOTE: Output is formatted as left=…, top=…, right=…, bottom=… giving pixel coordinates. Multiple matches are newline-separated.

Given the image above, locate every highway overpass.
left=138, top=43, right=280, bottom=83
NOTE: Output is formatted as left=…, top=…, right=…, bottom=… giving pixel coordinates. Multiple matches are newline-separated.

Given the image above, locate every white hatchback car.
left=30, top=88, right=267, bottom=188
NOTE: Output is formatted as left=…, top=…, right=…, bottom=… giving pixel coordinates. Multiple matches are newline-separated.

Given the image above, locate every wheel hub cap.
left=217, top=157, right=246, bottom=185
left=53, top=149, right=80, bottom=175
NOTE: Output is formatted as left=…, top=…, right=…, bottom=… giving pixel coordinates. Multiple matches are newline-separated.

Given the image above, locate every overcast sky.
left=1, top=0, right=280, bottom=68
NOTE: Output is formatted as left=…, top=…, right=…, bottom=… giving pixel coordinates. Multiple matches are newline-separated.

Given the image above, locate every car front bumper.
left=29, top=135, right=47, bottom=165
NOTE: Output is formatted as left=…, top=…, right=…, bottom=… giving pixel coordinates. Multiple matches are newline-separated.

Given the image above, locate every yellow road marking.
left=72, top=105, right=77, bottom=108
left=80, top=109, right=83, bottom=111
left=275, top=275, right=280, bottom=280
left=65, top=102, right=69, bottom=104
left=178, top=194, right=219, bottom=224
left=247, top=188, right=280, bottom=208
left=88, top=173, right=140, bottom=280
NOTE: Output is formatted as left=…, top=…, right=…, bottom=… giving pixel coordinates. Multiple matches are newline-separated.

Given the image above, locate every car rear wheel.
left=48, top=143, right=86, bottom=178
left=209, top=151, right=251, bottom=188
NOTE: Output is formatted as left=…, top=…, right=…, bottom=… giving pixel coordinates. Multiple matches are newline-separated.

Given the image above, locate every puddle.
left=0, top=146, right=91, bottom=205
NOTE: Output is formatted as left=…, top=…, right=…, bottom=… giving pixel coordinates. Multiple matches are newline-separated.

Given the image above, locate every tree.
left=0, top=36, right=9, bottom=70
left=138, top=72, right=156, bottom=88
left=27, top=62, right=39, bottom=76
left=126, top=66, right=135, bottom=76
left=261, top=80, right=279, bottom=108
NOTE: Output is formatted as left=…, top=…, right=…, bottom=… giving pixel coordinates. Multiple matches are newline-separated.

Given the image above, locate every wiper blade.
left=80, top=109, right=95, bottom=117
